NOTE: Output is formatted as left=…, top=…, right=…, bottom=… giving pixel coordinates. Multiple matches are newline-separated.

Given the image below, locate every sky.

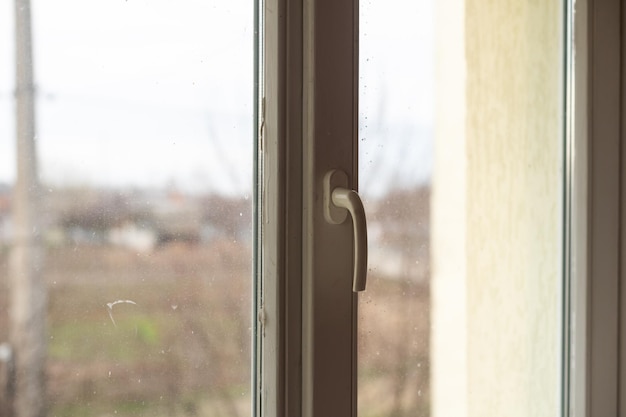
left=0, top=0, right=434, bottom=197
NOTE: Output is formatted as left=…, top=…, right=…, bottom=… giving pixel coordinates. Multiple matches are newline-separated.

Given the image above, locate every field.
left=0, top=241, right=429, bottom=417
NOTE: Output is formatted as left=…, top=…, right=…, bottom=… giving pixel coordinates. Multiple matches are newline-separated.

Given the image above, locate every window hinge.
left=258, top=303, right=266, bottom=337
left=259, top=97, right=266, bottom=152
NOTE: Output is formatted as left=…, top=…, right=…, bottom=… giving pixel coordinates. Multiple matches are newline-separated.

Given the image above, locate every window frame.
left=568, top=0, right=625, bottom=415
left=258, top=0, right=626, bottom=416
left=257, top=0, right=305, bottom=415
left=259, top=0, right=359, bottom=416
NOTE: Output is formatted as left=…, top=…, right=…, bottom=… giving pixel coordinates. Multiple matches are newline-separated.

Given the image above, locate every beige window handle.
left=324, top=169, right=368, bottom=292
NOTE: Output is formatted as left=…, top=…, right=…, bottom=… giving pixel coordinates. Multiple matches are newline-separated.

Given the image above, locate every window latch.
left=323, top=169, right=368, bottom=292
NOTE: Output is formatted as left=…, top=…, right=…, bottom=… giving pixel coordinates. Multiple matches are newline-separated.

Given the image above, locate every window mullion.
left=260, top=0, right=305, bottom=415
left=262, top=0, right=358, bottom=415
left=302, top=0, right=359, bottom=416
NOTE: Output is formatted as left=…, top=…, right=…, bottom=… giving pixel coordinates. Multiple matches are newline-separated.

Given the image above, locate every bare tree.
left=9, top=0, right=47, bottom=416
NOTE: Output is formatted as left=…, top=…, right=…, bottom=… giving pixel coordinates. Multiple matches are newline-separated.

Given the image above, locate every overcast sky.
left=0, top=0, right=433, bottom=197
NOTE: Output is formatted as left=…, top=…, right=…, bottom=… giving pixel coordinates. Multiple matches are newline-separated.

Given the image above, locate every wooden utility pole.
left=10, top=0, right=46, bottom=416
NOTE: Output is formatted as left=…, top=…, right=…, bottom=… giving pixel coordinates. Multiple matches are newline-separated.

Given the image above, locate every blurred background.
left=0, top=0, right=434, bottom=416
left=0, top=0, right=564, bottom=416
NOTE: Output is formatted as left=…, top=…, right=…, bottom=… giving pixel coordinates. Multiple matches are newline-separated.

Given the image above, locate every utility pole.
left=10, top=0, right=46, bottom=416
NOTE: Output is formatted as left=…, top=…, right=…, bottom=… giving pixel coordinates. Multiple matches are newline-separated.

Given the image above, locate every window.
left=259, top=0, right=602, bottom=416
left=1, top=1, right=254, bottom=416
left=2, top=0, right=624, bottom=416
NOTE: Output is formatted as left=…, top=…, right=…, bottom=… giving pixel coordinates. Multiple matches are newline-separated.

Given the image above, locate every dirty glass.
left=0, top=1, right=254, bottom=416
left=358, top=1, right=565, bottom=416
left=357, top=1, right=432, bottom=415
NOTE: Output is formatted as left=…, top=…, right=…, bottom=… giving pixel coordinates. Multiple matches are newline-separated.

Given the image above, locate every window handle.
left=324, top=169, right=368, bottom=292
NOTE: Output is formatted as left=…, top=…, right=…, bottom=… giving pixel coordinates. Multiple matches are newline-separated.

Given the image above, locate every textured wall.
left=433, top=0, right=562, bottom=416
left=465, top=0, right=562, bottom=415
left=431, top=0, right=467, bottom=415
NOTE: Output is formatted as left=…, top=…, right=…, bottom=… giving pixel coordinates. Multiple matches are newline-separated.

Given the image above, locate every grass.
left=50, top=398, right=156, bottom=417
left=49, top=315, right=162, bottom=362
left=1, top=242, right=430, bottom=417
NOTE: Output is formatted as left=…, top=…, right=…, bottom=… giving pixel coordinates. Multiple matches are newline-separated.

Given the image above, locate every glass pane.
left=358, top=1, right=433, bottom=415
left=0, top=1, right=254, bottom=416
left=358, top=1, right=565, bottom=416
